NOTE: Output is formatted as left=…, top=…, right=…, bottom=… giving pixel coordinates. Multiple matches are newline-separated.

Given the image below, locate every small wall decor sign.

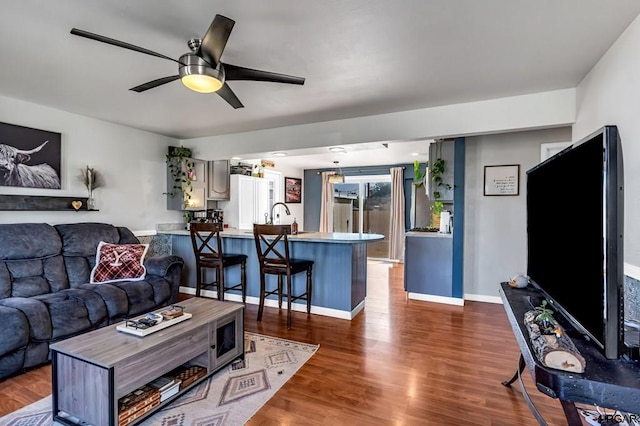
left=484, top=164, right=520, bottom=196
left=285, top=177, right=302, bottom=203
left=0, top=121, right=62, bottom=189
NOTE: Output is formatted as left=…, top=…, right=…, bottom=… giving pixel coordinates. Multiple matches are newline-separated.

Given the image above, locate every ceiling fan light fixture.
left=179, top=53, right=225, bottom=93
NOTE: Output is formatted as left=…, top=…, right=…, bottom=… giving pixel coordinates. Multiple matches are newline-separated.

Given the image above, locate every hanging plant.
left=165, top=146, right=195, bottom=209
left=430, top=141, right=452, bottom=216
left=412, top=160, right=426, bottom=187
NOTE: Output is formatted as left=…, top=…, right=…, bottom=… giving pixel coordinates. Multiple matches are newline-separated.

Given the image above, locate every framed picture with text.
left=284, top=177, right=302, bottom=203
left=483, top=164, right=520, bottom=196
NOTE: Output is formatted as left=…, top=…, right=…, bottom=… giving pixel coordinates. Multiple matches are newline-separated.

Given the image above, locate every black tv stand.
left=500, top=282, right=640, bottom=425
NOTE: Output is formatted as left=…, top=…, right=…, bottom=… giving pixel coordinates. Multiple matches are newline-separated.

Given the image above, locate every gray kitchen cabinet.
left=404, top=233, right=453, bottom=297
left=207, top=160, right=230, bottom=200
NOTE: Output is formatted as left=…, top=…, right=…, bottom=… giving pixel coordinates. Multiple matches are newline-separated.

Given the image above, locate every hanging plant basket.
left=166, top=146, right=195, bottom=209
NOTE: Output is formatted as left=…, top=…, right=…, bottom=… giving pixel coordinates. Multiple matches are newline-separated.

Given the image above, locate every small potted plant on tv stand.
left=523, top=300, right=586, bottom=373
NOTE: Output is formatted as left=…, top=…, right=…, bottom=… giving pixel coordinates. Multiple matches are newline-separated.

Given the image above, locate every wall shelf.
left=0, top=194, right=96, bottom=211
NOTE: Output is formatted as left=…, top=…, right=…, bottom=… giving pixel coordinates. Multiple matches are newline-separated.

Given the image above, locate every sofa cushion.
left=0, top=297, right=52, bottom=342
left=0, top=223, right=68, bottom=298
left=56, top=223, right=121, bottom=286
left=55, top=223, right=120, bottom=257
left=0, top=223, right=61, bottom=260
left=90, top=242, right=148, bottom=284
left=79, top=282, right=129, bottom=321
left=112, top=280, right=159, bottom=316
left=32, top=289, right=108, bottom=340
left=0, top=255, right=69, bottom=298
left=0, top=305, right=29, bottom=357
left=117, top=227, right=140, bottom=244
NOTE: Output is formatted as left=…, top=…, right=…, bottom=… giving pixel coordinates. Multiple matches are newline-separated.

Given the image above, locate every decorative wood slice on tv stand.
left=524, top=310, right=586, bottom=373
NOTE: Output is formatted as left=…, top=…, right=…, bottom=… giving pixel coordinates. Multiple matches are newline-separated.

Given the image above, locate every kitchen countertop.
left=157, top=228, right=385, bottom=243
left=405, top=231, right=453, bottom=238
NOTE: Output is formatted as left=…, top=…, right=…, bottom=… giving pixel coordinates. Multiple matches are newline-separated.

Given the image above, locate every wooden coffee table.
left=50, top=298, right=245, bottom=426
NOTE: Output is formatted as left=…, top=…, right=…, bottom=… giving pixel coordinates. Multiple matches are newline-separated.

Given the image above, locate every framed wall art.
left=0, top=121, right=62, bottom=189
left=284, top=177, right=302, bottom=203
left=483, top=164, right=520, bottom=196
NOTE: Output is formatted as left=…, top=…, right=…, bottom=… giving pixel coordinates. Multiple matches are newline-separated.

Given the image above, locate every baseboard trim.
left=178, top=286, right=359, bottom=320
left=464, top=293, right=503, bottom=304
left=407, top=292, right=464, bottom=306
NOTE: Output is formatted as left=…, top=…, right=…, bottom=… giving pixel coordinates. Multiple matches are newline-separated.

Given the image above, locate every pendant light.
left=328, top=161, right=345, bottom=183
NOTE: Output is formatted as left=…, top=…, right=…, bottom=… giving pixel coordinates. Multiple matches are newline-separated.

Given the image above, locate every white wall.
left=0, top=95, right=183, bottom=232
left=464, top=127, right=572, bottom=299
left=573, top=14, right=640, bottom=269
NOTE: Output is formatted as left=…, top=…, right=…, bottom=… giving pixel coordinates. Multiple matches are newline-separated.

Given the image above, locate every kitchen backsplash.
left=137, top=234, right=172, bottom=258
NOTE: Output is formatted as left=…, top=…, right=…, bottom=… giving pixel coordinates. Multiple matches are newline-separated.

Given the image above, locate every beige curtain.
left=319, top=172, right=334, bottom=232
left=389, top=167, right=406, bottom=260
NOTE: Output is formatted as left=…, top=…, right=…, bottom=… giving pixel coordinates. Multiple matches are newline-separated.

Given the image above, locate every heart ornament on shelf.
left=71, top=200, right=83, bottom=211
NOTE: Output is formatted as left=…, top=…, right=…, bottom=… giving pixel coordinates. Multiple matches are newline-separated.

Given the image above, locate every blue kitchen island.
left=159, top=229, right=384, bottom=320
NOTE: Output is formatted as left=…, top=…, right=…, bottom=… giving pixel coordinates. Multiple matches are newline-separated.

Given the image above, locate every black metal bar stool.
left=253, top=223, right=313, bottom=329
left=190, top=222, right=247, bottom=302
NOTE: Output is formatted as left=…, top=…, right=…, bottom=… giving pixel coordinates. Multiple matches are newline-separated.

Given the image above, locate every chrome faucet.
left=269, top=202, right=291, bottom=224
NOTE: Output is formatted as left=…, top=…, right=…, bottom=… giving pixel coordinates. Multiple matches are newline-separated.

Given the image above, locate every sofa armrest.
left=145, top=255, right=184, bottom=304
left=145, top=255, right=184, bottom=277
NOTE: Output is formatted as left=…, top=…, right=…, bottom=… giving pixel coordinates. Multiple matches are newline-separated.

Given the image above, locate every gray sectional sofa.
left=0, top=222, right=184, bottom=380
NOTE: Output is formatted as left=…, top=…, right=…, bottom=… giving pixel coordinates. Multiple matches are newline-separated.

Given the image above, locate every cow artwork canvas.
left=0, top=122, right=61, bottom=189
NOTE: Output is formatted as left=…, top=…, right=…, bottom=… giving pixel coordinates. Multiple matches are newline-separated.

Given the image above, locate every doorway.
left=334, top=174, right=391, bottom=259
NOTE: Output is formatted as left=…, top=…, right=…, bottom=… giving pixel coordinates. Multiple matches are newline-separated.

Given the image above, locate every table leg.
left=502, top=354, right=526, bottom=387
left=560, top=399, right=583, bottom=426
left=503, top=354, right=548, bottom=426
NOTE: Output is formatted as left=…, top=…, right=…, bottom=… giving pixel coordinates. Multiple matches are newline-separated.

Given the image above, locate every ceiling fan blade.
left=216, top=83, right=244, bottom=109
left=224, top=64, right=305, bottom=85
left=198, top=14, right=235, bottom=67
left=70, top=28, right=182, bottom=65
left=130, top=75, right=180, bottom=93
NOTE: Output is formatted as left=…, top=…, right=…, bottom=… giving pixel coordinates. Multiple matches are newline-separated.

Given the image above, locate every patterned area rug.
left=0, top=332, right=319, bottom=426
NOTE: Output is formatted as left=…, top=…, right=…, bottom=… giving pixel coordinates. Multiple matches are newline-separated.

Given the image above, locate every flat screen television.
left=526, top=125, right=624, bottom=360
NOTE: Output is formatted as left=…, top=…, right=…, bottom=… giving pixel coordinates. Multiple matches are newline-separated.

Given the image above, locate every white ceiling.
left=1, top=1, right=639, bottom=167
left=242, top=139, right=434, bottom=170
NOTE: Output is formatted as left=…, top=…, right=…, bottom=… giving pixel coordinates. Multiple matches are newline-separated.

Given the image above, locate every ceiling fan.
left=70, top=14, right=305, bottom=109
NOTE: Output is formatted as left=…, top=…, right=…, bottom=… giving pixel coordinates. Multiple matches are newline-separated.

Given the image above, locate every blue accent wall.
left=452, top=137, right=465, bottom=298
left=304, top=163, right=417, bottom=231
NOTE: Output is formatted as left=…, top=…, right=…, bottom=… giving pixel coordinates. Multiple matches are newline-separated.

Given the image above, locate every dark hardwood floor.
left=0, top=263, right=578, bottom=425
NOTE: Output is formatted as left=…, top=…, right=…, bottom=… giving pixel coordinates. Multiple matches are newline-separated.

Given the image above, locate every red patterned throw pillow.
left=90, top=241, right=149, bottom=284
